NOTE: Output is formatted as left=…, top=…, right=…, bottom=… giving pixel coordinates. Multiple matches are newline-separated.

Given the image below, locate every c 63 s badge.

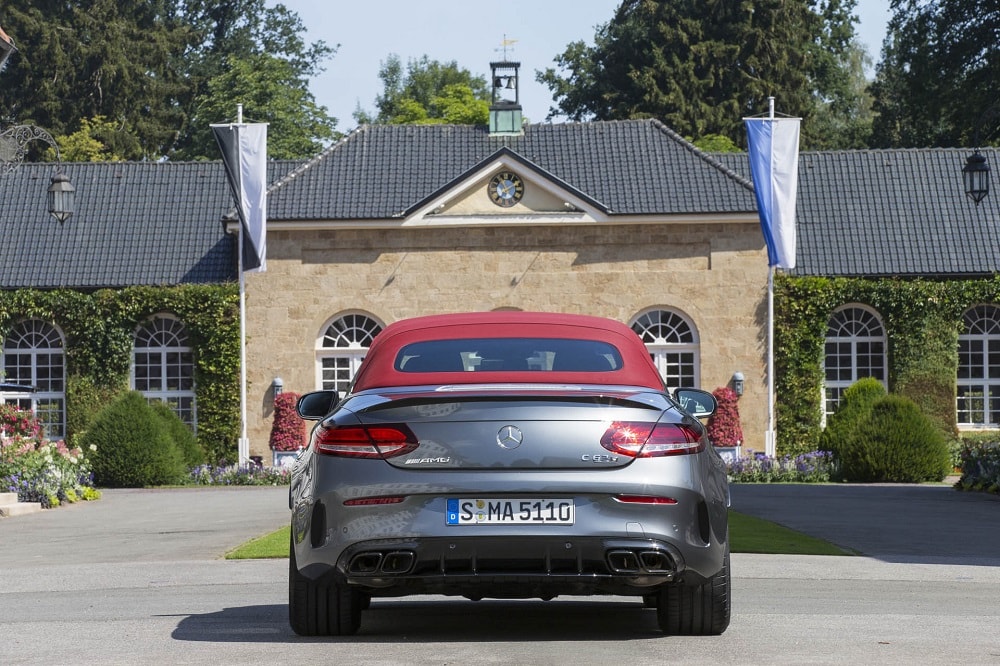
left=581, top=454, right=619, bottom=463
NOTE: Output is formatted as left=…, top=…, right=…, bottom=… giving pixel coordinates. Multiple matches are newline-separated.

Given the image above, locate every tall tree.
left=354, top=54, right=490, bottom=125
left=173, top=0, right=337, bottom=157
left=180, top=53, right=336, bottom=160
left=0, top=0, right=188, bottom=159
left=538, top=0, right=865, bottom=150
left=0, top=1, right=336, bottom=160
left=869, top=0, right=1000, bottom=148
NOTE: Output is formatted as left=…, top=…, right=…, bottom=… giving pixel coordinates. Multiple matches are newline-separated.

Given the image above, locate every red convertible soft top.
left=350, top=312, right=665, bottom=392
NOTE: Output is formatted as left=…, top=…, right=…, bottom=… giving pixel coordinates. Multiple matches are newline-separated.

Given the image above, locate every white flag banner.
left=212, top=123, right=267, bottom=272
left=744, top=117, right=800, bottom=269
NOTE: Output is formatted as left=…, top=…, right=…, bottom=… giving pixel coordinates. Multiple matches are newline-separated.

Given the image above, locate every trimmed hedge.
left=835, top=394, right=951, bottom=483
left=84, top=392, right=187, bottom=488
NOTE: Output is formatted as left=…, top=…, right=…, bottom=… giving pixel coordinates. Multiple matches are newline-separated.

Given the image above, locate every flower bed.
left=1, top=405, right=101, bottom=508
left=189, top=463, right=291, bottom=486
left=956, top=441, right=1000, bottom=494
left=726, top=450, right=834, bottom=483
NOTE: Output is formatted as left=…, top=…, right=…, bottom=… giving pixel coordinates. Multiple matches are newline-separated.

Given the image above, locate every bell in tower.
left=489, top=60, right=523, bottom=136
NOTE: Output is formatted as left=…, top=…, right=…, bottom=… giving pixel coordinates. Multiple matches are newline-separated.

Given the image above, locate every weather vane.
left=495, top=35, right=518, bottom=60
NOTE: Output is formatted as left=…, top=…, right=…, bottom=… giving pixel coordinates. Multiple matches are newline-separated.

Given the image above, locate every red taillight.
left=614, top=494, right=679, bottom=505
left=600, top=421, right=704, bottom=458
left=314, top=423, right=419, bottom=458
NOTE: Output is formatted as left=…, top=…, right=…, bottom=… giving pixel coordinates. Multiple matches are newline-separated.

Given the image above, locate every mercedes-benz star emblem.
left=496, top=425, right=523, bottom=450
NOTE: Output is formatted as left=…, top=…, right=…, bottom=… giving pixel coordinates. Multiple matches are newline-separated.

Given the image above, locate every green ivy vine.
left=774, top=274, right=1000, bottom=456
left=0, top=285, right=240, bottom=463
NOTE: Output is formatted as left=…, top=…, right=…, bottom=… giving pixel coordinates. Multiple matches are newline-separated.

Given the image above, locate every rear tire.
left=288, top=534, right=362, bottom=636
left=656, top=547, right=730, bottom=636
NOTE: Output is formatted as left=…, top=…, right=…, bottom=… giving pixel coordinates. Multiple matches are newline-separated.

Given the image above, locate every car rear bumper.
left=296, top=534, right=724, bottom=599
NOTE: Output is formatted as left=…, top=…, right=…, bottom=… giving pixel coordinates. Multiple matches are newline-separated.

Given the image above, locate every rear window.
left=395, top=338, right=624, bottom=373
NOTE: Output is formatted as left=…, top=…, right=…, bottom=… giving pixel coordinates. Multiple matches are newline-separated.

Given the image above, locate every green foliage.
left=957, top=438, right=1000, bottom=494
left=48, top=116, right=139, bottom=162
left=0, top=0, right=335, bottom=159
left=693, top=134, right=741, bottom=153
left=0, top=285, right=240, bottom=464
left=774, top=274, right=1000, bottom=457
left=869, top=1, right=998, bottom=148
left=356, top=54, right=490, bottom=126
left=83, top=392, right=186, bottom=488
left=149, top=401, right=204, bottom=468
left=178, top=53, right=337, bottom=160
left=819, top=377, right=887, bottom=455
left=836, top=395, right=951, bottom=483
left=538, top=0, right=865, bottom=149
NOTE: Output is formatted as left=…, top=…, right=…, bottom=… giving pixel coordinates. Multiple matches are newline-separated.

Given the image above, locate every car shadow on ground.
left=171, top=599, right=664, bottom=643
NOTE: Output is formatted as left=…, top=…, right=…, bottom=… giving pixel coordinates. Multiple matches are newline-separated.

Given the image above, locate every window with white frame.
left=317, top=313, right=383, bottom=395
left=132, top=316, right=196, bottom=428
left=630, top=309, right=698, bottom=390
left=957, top=304, right=1000, bottom=426
left=823, top=305, right=886, bottom=416
left=2, top=319, right=66, bottom=439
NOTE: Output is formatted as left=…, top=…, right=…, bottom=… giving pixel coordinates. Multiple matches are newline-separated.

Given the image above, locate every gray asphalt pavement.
left=730, top=481, right=1000, bottom=565
left=1, top=483, right=999, bottom=665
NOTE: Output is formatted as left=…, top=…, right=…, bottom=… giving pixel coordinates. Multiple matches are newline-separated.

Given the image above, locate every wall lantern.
left=272, top=377, right=284, bottom=403
left=47, top=171, right=75, bottom=223
left=732, top=371, right=745, bottom=397
left=964, top=150, right=990, bottom=205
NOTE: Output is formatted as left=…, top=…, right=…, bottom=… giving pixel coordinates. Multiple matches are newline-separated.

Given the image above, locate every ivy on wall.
left=774, top=274, right=1000, bottom=457
left=0, top=285, right=240, bottom=463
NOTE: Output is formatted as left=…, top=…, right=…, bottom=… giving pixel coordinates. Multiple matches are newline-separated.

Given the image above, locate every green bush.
left=83, top=392, right=187, bottom=488
left=836, top=395, right=952, bottom=483
left=819, top=377, right=887, bottom=456
left=149, top=401, right=204, bottom=468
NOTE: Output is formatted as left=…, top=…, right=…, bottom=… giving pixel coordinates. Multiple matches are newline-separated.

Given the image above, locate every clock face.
left=488, top=171, right=524, bottom=207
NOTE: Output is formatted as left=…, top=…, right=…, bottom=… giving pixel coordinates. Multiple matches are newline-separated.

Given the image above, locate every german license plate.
left=446, top=498, right=575, bottom=525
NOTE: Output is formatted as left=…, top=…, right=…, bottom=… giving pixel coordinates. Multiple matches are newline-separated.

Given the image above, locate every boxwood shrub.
left=84, top=392, right=187, bottom=487
left=836, top=394, right=952, bottom=483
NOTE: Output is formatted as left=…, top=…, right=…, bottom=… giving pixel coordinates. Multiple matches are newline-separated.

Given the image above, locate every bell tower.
left=489, top=60, right=522, bottom=136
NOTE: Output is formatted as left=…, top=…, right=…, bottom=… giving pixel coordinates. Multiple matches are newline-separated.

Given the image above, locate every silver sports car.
left=289, top=312, right=730, bottom=636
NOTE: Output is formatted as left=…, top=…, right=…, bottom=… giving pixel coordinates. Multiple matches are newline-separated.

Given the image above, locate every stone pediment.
left=400, top=147, right=609, bottom=226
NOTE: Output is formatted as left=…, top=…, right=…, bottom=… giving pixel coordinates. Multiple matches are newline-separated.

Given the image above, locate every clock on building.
left=488, top=171, right=524, bottom=207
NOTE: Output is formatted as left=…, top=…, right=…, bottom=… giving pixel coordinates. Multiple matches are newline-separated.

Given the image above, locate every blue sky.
left=273, top=1, right=891, bottom=133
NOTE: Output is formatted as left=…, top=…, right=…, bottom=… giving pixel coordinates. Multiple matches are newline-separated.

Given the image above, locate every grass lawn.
left=226, top=511, right=851, bottom=559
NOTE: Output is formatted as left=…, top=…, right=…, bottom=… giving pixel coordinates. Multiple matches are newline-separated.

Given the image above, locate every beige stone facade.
left=244, top=213, right=770, bottom=458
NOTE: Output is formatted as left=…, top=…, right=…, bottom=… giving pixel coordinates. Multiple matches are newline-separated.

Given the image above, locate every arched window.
left=957, top=304, right=1000, bottom=426
left=1, top=320, right=66, bottom=439
left=630, top=309, right=699, bottom=389
left=317, top=313, right=383, bottom=394
left=132, top=316, right=196, bottom=428
left=823, top=305, right=886, bottom=416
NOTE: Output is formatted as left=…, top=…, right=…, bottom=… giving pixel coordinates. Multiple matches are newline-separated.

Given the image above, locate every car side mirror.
left=675, top=388, right=717, bottom=418
left=296, top=390, right=340, bottom=420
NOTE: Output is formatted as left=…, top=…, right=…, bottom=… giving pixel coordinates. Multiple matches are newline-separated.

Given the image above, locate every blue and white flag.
left=744, top=117, right=800, bottom=269
left=212, top=123, right=267, bottom=272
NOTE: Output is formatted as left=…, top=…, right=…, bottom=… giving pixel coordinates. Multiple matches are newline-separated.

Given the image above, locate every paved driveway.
left=1, top=484, right=999, bottom=665
left=730, top=482, right=1000, bottom=565
left=0, top=486, right=290, bottom=565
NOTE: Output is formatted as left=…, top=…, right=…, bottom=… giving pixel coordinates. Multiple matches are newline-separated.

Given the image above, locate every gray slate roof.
left=0, top=160, right=299, bottom=289
left=267, top=120, right=757, bottom=219
left=718, top=147, right=1000, bottom=277
left=4, top=119, right=998, bottom=288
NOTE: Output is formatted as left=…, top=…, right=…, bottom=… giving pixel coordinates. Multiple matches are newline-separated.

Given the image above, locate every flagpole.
left=236, top=103, right=250, bottom=466
left=765, top=97, right=777, bottom=457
